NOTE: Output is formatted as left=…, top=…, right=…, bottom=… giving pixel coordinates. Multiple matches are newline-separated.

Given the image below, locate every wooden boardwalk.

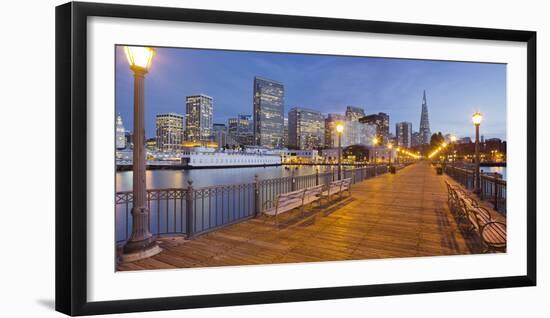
left=118, top=161, right=497, bottom=271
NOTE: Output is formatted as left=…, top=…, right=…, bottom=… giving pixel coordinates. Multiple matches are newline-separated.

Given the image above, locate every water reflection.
left=481, top=166, right=507, bottom=180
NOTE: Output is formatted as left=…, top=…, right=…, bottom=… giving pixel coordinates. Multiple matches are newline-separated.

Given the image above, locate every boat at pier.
left=180, top=147, right=281, bottom=168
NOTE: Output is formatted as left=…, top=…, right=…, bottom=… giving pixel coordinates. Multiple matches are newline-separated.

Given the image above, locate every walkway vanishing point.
left=117, top=161, right=504, bottom=271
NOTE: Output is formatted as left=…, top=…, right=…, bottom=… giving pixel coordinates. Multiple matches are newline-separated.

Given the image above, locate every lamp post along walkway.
left=472, top=112, right=483, bottom=194
left=121, top=46, right=162, bottom=262
left=337, top=123, right=344, bottom=180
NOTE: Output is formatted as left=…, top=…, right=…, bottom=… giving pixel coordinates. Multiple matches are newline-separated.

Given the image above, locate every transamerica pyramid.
left=419, top=90, right=431, bottom=145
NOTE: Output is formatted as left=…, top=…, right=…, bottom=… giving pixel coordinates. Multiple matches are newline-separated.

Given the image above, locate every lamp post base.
left=120, top=241, right=162, bottom=263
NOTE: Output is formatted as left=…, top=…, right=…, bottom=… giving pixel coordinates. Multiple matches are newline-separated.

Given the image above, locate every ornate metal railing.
left=115, top=188, right=188, bottom=243
left=444, top=165, right=506, bottom=214
left=479, top=175, right=507, bottom=214
left=116, top=165, right=391, bottom=243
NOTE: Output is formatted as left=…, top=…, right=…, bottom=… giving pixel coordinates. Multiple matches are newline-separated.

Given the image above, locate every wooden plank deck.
left=118, top=161, right=499, bottom=271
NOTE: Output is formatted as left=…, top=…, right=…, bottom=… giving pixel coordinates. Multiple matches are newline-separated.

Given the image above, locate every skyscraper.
left=282, top=117, right=289, bottom=148
left=115, top=114, right=126, bottom=150
left=325, top=114, right=346, bottom=148
left=156, top=113, right=184, bottom=151
left=212, top=123, right=239, bottom=148
left=342, top=121, right=376, bottom=147
left=253, top=77, right=285, bottom=148
left=185, top=94, right=213, bottom=142
left=411, top=131, right=421, bottom=147
left=288, top=107, right=325, bottom=150
left=325, top=113, right=375, bottom=148
left=228, top=114, right=254, bottom=145
left=345, top=106, right=365, bottom=121
left=419, top=90, right=431, bottom=145
left=359, top=112, right=390, bottom=143
left=395, top=122, right=413, bottom=148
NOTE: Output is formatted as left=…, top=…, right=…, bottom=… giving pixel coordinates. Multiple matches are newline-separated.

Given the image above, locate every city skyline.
left=115, top=46, right=507, bottom=141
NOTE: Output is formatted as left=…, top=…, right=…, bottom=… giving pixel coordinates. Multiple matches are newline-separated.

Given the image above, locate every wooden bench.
left=444, top=180, right=506, bottom=252
left=321, top=178, right=352, bottom=202
left=302, top=185, right=324, bottom=208
left=263, top=184, right=325, bottom=226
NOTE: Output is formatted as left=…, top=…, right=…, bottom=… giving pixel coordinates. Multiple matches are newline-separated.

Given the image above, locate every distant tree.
left=430, top=132, right=445, bottom=148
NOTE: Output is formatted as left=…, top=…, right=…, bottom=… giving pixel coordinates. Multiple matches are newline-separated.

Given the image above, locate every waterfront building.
left=124, top=131, right=133, bottom=149
left=228, top=114, right=254, bottom=145
left=345, top=106, right=365, bottom=121
left=324, top=113, right=346, bottom=148
left=342, top=121, right=376, bottom=147
left=458, top=137, right=472, bottom=144
left=362, top=123, right=378, bottom=146
left=213, top=123, right=226, bottom=132
left=156, top=113, right=184, bottom=151
left=411, top=131, right=421, bottom=147
left=419, top=90, right=431, bottom=145
left=253, top=77, right=285, bottom=148
left=321, top=148, right=340, bottom=162
left=185, top=94, right=214, bottom=142
left=116, top=114, right=126, bottom=150
left=213, top=123, right=239, bottom=149
left=146, top=138, right=157, bottom=150
left=279, top=149, right=319, bottom=163
left=282, top=117, right=289, bottom=148
left=288, top=107, right=325, bottom=150
left=395, top=122, right=413, bottom=148
left=325, top=113, right=376, bottom=148
left=359, top=112, right=390, bottom=143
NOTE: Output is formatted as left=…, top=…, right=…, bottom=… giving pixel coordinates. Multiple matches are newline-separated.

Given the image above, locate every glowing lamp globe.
left=472, top=112, right=483, bottom=126
left=124, top=46, right=156, bottom=72
left=336, top=124, right=344, bottom=133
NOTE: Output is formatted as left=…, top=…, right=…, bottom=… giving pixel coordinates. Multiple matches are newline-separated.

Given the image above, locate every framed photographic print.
left=55, top=1, right=536, bottom=316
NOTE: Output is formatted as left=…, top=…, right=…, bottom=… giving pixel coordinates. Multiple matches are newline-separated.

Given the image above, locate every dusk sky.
left=115, top=46, right=507, bottom=141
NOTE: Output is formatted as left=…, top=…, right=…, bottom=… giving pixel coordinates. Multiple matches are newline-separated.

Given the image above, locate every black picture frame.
left=55, top=1, right=537, bottom=316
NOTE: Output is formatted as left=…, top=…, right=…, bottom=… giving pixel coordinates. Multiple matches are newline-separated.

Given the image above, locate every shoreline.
left=116, top=162, right=381, bottom=171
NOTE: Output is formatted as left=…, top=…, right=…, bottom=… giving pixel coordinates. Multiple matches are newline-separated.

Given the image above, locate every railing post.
left=186, top=179, right=194, bottom=238
left=351, top=166, right=355, bottom=183
left=494, top=181, right=499, bottom=211
left=291, top=169, right=296, bottom=191
left=480, top=177, right=484, bottom=199
left=254, top=174, right=260, bottom=217
left=315, top=168, right=319, bottom=186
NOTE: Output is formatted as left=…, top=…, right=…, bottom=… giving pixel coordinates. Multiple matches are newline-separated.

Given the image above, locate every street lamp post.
left=396, top=147, right=400, bottom=164
left=121, top=46, right=161, bottom=262
left=336, top=123, right=344, bottom=180
left=372, top=137, right=379, bottom=176
left=387, top=143, right=393, bottom=165
left=472, top=112, right=483, bottom=194
left=441, top=142, right=447, bottom=165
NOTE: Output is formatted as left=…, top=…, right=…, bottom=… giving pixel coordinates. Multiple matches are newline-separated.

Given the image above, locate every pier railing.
left=116, top=165, right=391, bottom=243
left=444, top=165, right=506, bottom=214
